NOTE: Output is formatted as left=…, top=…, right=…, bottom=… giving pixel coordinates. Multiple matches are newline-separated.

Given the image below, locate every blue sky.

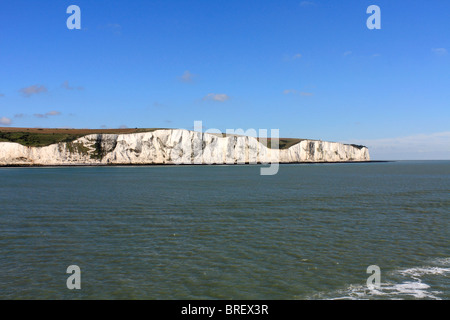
left=0, top=0, right=449, bottom=159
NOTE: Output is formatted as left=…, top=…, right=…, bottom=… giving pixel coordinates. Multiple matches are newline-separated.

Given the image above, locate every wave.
left=312, top=258, right=450, bottom=300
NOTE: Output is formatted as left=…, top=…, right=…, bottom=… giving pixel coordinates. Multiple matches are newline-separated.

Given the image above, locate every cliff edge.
left=0, top=129, right=370, bottom=166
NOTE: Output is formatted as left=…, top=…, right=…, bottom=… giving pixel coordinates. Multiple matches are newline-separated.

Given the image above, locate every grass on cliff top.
left=0, top=127, right=366, bottom=150
left=0, top=127, right=304, bottom=149
left=208, top=133, right=303, bottom=149
left=0, top=128, right=163, bottom=147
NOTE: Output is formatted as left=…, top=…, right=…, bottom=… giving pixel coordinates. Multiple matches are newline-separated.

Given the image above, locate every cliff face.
left=0, top=129, right=370, bottom=166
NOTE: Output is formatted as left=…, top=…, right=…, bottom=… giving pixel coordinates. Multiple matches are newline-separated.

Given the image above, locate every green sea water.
left=0, top=161, right=449, bottom=299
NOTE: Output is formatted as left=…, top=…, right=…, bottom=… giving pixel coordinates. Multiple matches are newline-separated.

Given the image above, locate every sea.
left=0, top=161, right=448, bottom=300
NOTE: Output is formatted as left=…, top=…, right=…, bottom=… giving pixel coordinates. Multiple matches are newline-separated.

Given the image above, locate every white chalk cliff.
left=0, top=129, right=370, bottom=166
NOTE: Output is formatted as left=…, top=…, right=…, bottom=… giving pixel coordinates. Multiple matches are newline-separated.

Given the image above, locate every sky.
left=0, top=0, right=449, bottom=160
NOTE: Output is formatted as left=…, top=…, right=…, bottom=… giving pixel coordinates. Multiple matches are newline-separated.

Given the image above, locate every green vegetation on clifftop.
left=0, top=131, right=86, bottom=147
left=0, top=128, right=366, bottom=150
left=0, top=128, right=162, bottom=147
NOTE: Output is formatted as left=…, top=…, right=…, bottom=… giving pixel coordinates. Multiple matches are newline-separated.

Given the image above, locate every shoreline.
left=0, top=160, right=392, bottom=168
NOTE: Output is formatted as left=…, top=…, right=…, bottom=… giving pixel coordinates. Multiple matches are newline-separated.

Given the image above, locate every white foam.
left=399, top=267, right=450, bottom=278
left=316, top=258, right=450, bottom=300
left=431, top=257, right=450, bottom=266
left=327, top=281, right=441, bottom=300
left=384, top=281, right=438, bottom=299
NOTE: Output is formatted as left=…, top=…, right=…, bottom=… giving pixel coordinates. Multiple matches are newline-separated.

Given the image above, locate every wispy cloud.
left=46, top=111, right=61, bottom=116
left=202, top=93, right=230, bottom=102
left=344, top=132, right=450, bottom=160
left=432, top=48, right=448, bottom=56
left=14, top=113, right=26, bottom=118
left=106, top=23, right=121, bottom=29
left=283, top=89, right=314, bottom=96
left=33, top=111, right=62, bottom=118
left=300, top=1, right=315, bottom=7
left=62, top=81, right=84, bottom=91
left=283, top=53, right=303, bottom=61
left=179, top=70, right=197, bottom=83
left=0, top=117, right=12, bottom=126
left=101, top=23, right=122, bottom=35
left=153, top=102, right=167, bottom=108
left=343, top=51, right=352, bottom=57
left=0, top=93, right=4, bottom=97
left=20, top=85, right=47, bottom=97
left=119, top=125, right=128, bottom=129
